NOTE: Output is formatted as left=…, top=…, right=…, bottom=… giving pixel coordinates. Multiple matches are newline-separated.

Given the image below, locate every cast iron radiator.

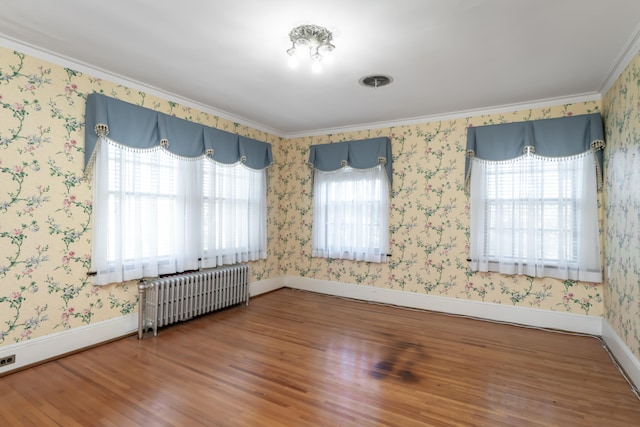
left=137, top=264, right=249, bottom=338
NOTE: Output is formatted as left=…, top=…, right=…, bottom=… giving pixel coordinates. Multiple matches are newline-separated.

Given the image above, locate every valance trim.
left=307, top=137, right=393, bottom=186
left=471, top=148, right=596, bottom=165
left=84, top=93, right=273, bottom=176
left=465, top=113, right=605, bottom=191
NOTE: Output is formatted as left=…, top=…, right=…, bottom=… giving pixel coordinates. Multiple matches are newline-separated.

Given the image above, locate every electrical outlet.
left=0, top=354, right=16, bottom=367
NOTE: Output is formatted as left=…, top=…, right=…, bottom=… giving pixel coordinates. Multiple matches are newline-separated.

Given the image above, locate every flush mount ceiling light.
left=359, top=75, right=393, bottom=88
left=287, top=24, right=335, bottom=72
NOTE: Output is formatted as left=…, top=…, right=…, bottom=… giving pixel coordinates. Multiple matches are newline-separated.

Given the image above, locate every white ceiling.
left=1, top=0, right=639, bottom=137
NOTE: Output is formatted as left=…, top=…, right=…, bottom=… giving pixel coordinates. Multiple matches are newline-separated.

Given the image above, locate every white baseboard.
left=3, top=275, right=638, bottom=392
left=283, top=276, right=603, bottom=336
left=602, top=319, right=640, bottom=390
left=0, top=313, right=137, bottom=375
left=0, top=278, right=285, bottom=375
left=249, top=277, right=285, bottom=298
left=282, top=276, right=640, bottom=388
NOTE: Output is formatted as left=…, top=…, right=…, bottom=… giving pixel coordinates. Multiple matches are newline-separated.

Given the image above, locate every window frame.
left=91, top=137, right=268, bottom=285
left=311, top=165, right=390, bottom=263
left=469, top=151, right=602, bottom=282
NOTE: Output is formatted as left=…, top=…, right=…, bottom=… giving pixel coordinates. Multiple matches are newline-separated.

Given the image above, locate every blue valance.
left=307, top=137, right=393, bottom=186
left=84, top=93, right=273, bottom=171
left=465, top=113, right=605, bottom=189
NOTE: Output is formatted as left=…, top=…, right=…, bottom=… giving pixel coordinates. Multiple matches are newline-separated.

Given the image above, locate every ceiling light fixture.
left=287, top=24, right=335, bottom=72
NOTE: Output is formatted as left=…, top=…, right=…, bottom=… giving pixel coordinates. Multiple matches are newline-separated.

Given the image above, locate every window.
left=466, top=114, right=604, bottom=283
left=91, top=138, right=267, bottom=285
left=84, top=94, right=272, bottom=286
left=469, top=152, right=602, bottom=282
left=201, top=160, right=267, bottom=268
left=312, top=165, right=389, bottom=263
left=306, top=138, right=392, bottom=263
left=105, top=142, right=184, bottom=265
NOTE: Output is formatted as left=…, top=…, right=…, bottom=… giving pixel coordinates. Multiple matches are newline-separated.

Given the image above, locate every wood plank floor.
left=1, top=288, right=639, bottom=426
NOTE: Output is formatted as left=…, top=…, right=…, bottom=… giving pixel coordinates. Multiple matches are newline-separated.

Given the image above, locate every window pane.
left=312, top=166, right=388, bottom=263
left=470, top=152, right=602, bottom=282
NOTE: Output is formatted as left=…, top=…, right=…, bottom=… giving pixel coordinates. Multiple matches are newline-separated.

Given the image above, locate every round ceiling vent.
left=359, top=75, right=393, bottom=88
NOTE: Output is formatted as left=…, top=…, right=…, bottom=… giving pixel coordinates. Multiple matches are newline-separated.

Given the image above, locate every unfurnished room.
left=1, top=1, right=640, bottom=425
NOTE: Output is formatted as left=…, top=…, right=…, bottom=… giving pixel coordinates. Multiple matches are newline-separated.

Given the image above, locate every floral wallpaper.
left=602, top=53, right=640, bottom=360
left=277, top=104, right=604, bottom=316
left=0, top=46, right=280, bottom=344
left=0, top=42, right=614, bottom=351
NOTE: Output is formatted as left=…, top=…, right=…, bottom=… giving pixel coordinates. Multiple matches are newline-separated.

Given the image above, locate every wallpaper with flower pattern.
left=602, top=53, right=640, bottom=361
left=0, top=46, right=280, bottom=344
left=0, top=43, right=618, bottom=350
left=278, top=104, right=604, bottom=315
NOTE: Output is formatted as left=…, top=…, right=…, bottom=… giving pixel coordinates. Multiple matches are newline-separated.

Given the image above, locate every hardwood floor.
left=1, top=288, right=639, bottom=426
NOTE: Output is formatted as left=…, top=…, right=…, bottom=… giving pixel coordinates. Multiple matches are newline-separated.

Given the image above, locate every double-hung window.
left=85, top=93, right=271, bottom=286
left=308, top=138, right=392, bottom=263
left=466, top=114, right=603, bottom=282
left=201, top=160, right=267, bottom=268
left=91, top=138, right=268, bottom=285
left=312, top=165, right=389, bottom=262
left=104, top=141, right=185, bottom=270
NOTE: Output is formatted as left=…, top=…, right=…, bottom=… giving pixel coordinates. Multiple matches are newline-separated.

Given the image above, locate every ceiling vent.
left=359, top=75, right=393, bottom=88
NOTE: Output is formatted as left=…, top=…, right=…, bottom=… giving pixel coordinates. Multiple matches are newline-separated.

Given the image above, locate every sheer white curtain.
left=469, top=151, right=602, bottom=282
left=92, top=137, right=200, bottom=285
left=200, top=160, right=267, bottom=268
left=91, top=137, right=268, bottom=286
left=312, top=165, right=389, bottom=263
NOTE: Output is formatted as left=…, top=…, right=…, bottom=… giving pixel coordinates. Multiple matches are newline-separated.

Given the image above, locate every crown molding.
left=0, top=33, right=616, bottom=141
left=284, top=92, right=603, bottom=139
left=599, top=22, right=640, bottom=96
left=0, top=34, right=286, bottom=139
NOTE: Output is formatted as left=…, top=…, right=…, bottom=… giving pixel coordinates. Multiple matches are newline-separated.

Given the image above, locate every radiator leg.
left=138, top=279, right=149, bottom=339
left=243, top=266, right=249, bottom=306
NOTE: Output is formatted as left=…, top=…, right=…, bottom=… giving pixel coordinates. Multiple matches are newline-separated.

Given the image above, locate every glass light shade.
left=286, top=24, right=335, bottom=68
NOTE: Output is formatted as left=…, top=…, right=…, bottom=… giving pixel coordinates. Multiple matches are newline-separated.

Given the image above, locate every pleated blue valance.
left=84, top=93, right=273, bottom=171
left=307, top=137, right=393, bottom=186
left=465, top=113, right=605, bottom=189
